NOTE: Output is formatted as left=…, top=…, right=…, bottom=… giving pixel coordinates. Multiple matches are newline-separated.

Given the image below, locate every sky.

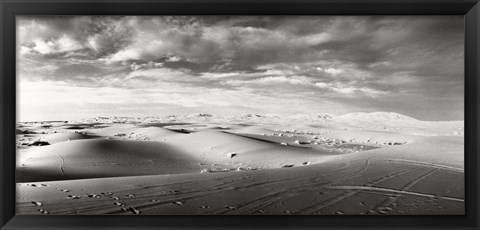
left=16, top=16, right=464, bottom=121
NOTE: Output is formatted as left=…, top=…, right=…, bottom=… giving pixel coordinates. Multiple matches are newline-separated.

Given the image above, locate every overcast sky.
left=17, top=16, right=464, bottom=121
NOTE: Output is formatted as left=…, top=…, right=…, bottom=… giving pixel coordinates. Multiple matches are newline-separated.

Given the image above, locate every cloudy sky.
left=17, top=16, right=464, bottom=121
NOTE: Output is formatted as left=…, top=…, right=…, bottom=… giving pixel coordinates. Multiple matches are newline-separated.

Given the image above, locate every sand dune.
left=165, top=130, right=337, bottom=169
left=16, top=136, right=463, bottom=215
left=86, top=124, right=183, bottom=141
left=17, top=139, right=202, bottom=182
left=17, top=129, right=338, bottom=182
left=16, top=113, right=464, bottom=215
left=40, top=132, right=99, bottom=144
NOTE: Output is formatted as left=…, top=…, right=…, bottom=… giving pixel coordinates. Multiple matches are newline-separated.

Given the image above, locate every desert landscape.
left=15, top=112, right=464, bottom=215
left=16, top=15, right=464, bottom=215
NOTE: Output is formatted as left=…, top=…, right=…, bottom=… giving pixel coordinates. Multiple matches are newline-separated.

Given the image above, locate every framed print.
left=1, top=0, right=479, bottom=229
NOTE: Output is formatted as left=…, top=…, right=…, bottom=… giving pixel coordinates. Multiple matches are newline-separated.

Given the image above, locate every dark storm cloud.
left=17, top=16, right=464, bottom=120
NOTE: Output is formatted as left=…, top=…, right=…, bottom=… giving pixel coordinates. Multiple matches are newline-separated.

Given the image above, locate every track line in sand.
left=83, top=163, right=348, bottom=214
left=56, top=153, right=67, bottom=177
left=326, top=185, right=464, bottom=203
left=385, top=158, right=463, bottom=173
left=370, top=168, right=442, bottom=213
left=207, top=163, right=355, bottom=214
left=217, top=176, right=347, bottom=214
left=214, top=173, right=335, bottom=214
left=299, top=158, right=461, bottom=214
left=39, top=161, right=367, bottom=214
left=99, top=175, right=269, bottom=214
left=119, top=178, right=306, bottom=214
left=207, top=162, right=349, bottom=192
left=212, top=190, right=287, bottom=214
left=219, top=160, right=376, bottom=214
left=104, top=181, right=275, bottom=214
left=20, top=156, right=455, bottom=215
left=296, top=166, right=423, bottom=214
left=52, top=175, right=253, bottom=214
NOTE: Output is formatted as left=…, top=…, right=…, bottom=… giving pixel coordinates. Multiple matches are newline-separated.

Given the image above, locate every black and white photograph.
left=15, top=16, right=464, bottom=215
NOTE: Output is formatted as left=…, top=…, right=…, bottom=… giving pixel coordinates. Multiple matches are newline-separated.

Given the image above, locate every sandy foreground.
left=15, top=112, right=464, bottom=215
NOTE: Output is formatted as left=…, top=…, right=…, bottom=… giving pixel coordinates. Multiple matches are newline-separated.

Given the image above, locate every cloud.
left=18, top=16, right=133, bottom=60
left=16, top=16, right=464, bottom=121
left=314, top=82, right=386, bottom=97
left=18, top=16, right=463, bottom=75
left=318, top=67, right=344, bottom=76
left=123, top=68, right=198, bottom=84
left=166, top=56, right=182, bottom=62
left=224, top=76, right=313, bottom=87
left=30, top=35, right=83, bottom=55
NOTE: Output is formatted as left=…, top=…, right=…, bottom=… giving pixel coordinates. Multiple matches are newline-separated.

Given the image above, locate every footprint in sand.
left=87, top=194, right=101, bottom=198
left=112, top=196, right=120, bottom=200
left=60, top=189, right=70, bottom=193
left=67, top=195, right=81, bottom=199
left=334, top=211, right=344, bottom=215
left=200, top=205, right=211, bottom=209
left=29, top=184, right=48, bottom=187
left=126, top=194, right=136, bottom=198
left=31, top=201, right=42, bottom=206
left=38, top=209, right=49, bottom=214
left=225, top=205, right=237, bottom=210
left=114, top=202, right=126, bottom=206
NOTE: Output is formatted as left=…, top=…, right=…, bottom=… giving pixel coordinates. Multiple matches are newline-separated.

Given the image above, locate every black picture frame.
left=1, top=0, right=479, bottom=229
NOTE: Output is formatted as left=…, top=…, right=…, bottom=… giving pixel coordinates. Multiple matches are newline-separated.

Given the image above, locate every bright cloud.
left=314, top=82, right=385, bottom=97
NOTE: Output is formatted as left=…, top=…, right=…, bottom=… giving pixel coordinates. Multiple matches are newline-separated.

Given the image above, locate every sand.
left=15, top=112, right=464, bottom=215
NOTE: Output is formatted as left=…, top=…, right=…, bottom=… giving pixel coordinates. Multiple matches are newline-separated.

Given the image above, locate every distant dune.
left=336, top=112, right=419, bottom=122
